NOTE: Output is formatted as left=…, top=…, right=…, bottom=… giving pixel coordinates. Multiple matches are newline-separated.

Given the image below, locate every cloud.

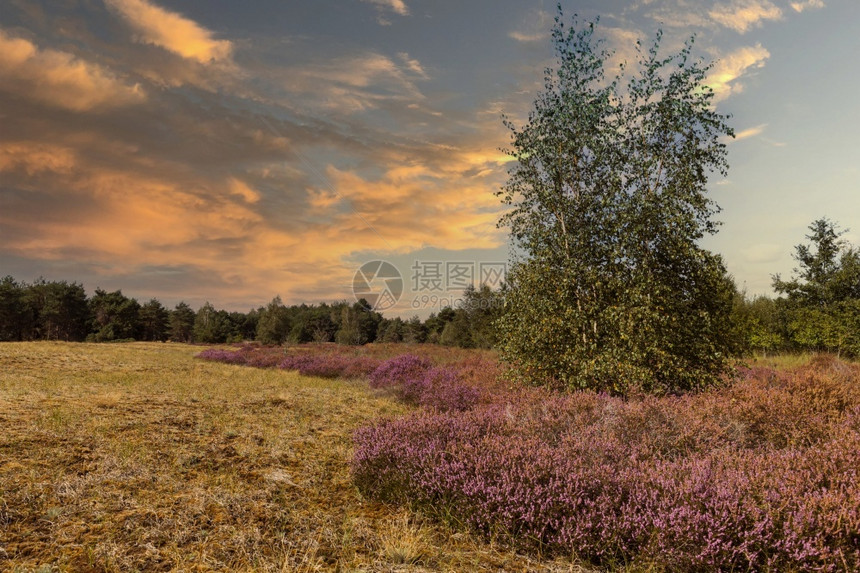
left=397, top=52, right=429, bottom=79
left=509, top=31, right=545, bottom=43
left=104, top=0, right=232, bottom=63
left=361, top=0, right=409, bottom=16
left=2, top=169, right=260, bottom=260
left=315, top=154, right=507, bottom=256
left=0, top=102, right=511, bottom=311
left=706, top=44, right=770, bottom=102
left=734, top=123, right=767, bottom=141
left=228, top=178, right=262, bottom=204
left=0, top=2, right=516, bottom=310
left=508, top=9, right=553, bottom=43
left=709, top=0, right=782, bottom=33
left=0, top=155, right=506, bottom=310
left=0, top=141, right=77, bottom=175
left=285, top=52, right=427, bottom=113
left=0, top=29, right=145, bottom=111
left=791, top=0, right=825, bottom=13
left=0, top=146, right=294, bottom=302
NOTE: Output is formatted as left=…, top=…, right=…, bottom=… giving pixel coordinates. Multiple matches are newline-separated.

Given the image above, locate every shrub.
left=279, top=353, right=382, bottom=379
left=279, top=354, right=345, bottom=378
left=353, top=359, right=860, bottom=570
left=368, top=354, right=432, bottom=390
left=245, top=351, right=283, bottom=368
left=417, top=367, right=481, bottom=412
left=198, top=344, right=384, bottom=377
left=365, top=355, right=485, bottom=412
left=196, top=348, right=248, bottom=365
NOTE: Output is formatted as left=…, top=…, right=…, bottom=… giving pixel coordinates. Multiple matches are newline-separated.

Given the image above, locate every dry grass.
left=746, top=352, right=814, bottom=370
left=0, top=342, right=591, bottom=572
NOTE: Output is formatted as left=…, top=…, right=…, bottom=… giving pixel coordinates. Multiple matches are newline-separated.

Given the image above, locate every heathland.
left=0, top=341, right=588, bottom=572
left=3, top=342, right=858, bottom=572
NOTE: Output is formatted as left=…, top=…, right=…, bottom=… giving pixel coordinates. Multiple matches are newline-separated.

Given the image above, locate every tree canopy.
left=773, top=217, right=860, bottom=307
left=496, top=11, right=736, bottom=395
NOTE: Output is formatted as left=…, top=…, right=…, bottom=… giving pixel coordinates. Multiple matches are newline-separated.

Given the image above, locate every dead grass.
left=747, top=352, right=815, bottom=370
left=0, top=342, right=592, bottom=572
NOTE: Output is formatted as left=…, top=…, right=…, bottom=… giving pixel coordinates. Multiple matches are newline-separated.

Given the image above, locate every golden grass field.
left=0, top=342, right=590, bottom=572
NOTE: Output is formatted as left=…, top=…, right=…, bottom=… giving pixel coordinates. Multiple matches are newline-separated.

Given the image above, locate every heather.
left=367, top=354, right=486, bottom=412
left=199, top=346, right=497, bottom=413
left=197, top=343, right=860, bottom=569
left=197, top=343, right=499, bottom=388
left=353, top=356, right=860, bottom=571
left=196, top=344, right=383, bottom=378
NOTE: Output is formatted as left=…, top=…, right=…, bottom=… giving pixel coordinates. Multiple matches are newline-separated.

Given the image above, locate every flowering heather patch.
left=278, top=353, right=381, bottom=379
left=245, top=351, right=283, bottom=368
left=416, top=366, right=482, bottom=412
left=197, top=344, right=384, bottom=377
left=195, top=347, right=250, bottom=365
left=278, top=353, right=338, bottom=377
left=196, top=345, right=492, bottom=411
left=368, top=354, right=433, bottom=390
left=353, top=357, right=860, bottom=570
left=197, top=343, right=501, bottom=381
left=367, top=356, right=484, bottom=412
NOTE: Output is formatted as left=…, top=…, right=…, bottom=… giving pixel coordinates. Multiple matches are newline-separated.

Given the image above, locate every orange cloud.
left=4, top=171, right=261, bottom=259
left=0, top=142, right=77, bottom=175
left=105, top=0, right=232, bottom=64
left=0, top=29, right=145, bottom=111
left=0, top=16, right=512, bottom=309
left=320, top=162, right=504, bottom=254
left=706, top=44, right=770, bottom=102
left=709, top=0, right=782, bottom=33
left=790, top=0, right=825, bottom=13
left=0, top=135, right=512, bottom=308
left=228, top=178, right=262, bottom=204
left=733, top=123, right=767, bottom=141
left=361, top=0, right=409, bottom=16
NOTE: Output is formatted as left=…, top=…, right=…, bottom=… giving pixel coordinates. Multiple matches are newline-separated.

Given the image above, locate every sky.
left=1, top=0, right=858, bottom=317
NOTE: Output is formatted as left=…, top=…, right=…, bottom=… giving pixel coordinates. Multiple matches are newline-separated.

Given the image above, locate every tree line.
left=731, top=218, right=860, bottom=358
left=1, top=218, right=857, bottom=358
left=0, top=277, right=502, bottom=347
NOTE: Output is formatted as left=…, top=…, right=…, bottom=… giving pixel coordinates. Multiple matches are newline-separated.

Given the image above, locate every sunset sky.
left=1, top=0, right=858, bottom=316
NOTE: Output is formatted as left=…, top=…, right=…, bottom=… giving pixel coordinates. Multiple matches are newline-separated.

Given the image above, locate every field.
left=0, top=342, right=585, bottom=572
left=3, top=343, right=859, bottom=572
left=195, top=344, right=860, bottom=571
